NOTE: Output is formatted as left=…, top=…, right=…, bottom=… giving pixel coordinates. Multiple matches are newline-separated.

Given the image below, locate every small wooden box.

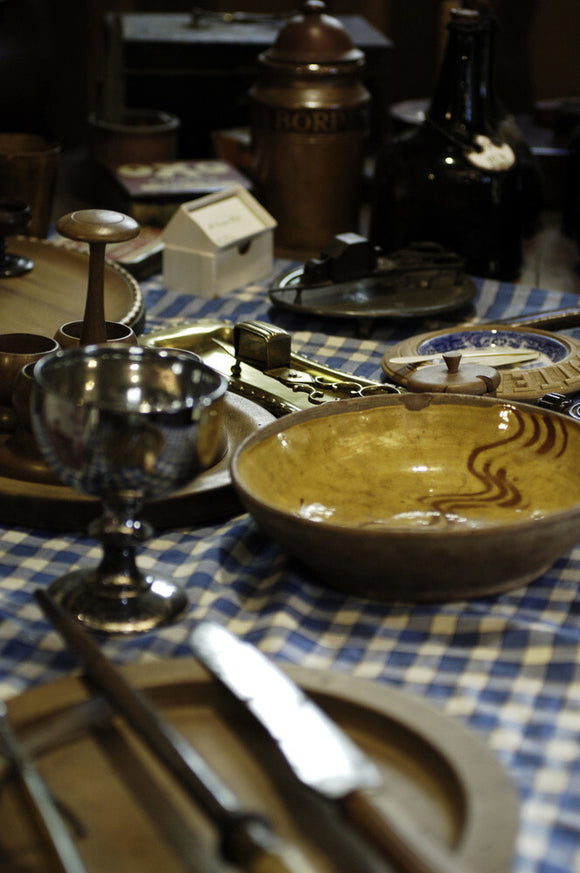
left=162, top=185, right=276, bottom=298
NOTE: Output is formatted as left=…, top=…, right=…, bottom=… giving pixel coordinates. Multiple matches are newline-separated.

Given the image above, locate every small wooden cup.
left=0, top=332, right=59, bottom=406
left=54, top=320, right=136, bottom=349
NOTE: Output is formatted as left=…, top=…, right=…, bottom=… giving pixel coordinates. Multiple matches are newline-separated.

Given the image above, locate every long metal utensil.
left=388, top=350, right=538, bottom=366
left=189, top=621, right=477, bottom=873
left=35, top=589, right=316, bottom=873
left=0, top=698, right=89, bottom=873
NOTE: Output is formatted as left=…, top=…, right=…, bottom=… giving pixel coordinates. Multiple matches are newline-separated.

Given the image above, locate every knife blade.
left=189, top=622, right=475, bottom=873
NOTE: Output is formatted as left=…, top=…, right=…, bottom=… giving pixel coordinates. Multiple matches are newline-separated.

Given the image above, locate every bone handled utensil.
left=0, top=699, right=89, bottom=873
left=388, top=350, right=539, bottom=366
left=35, top=588, right=318, bottom=873
left=189, top=621, right=477, bottom=873
left=55, top=209, right=139, bottom=346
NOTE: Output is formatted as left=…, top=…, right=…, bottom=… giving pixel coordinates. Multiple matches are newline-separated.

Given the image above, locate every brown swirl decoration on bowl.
left=421, top=405, right=569, bottom=523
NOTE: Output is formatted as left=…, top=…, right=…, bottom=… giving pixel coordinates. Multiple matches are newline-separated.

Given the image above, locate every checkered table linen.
left=1, top=266, right=579, bottom=873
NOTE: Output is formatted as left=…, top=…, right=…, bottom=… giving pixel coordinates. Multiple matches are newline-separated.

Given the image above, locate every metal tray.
left=269, top=266, right=477, bottom=321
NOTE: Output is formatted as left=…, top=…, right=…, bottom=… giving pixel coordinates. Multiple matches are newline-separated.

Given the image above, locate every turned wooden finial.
left=442, top=350, right=462, bottom=374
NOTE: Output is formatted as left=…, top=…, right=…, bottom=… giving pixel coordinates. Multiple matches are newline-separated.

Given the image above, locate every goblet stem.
left=47, top=508, right=188, bottom=634
left=89, top=505, right=154, bottom=596
left=93, top=532, right=149, bottom=594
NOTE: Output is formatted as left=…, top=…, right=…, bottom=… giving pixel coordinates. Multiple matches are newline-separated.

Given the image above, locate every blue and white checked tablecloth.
left=1, top=266, right=580, bottom=873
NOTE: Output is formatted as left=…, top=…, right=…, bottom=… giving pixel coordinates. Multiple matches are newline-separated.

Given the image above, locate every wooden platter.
left=0, top=393, right=274, bottom=529
left=1, top=237, right=145, bottom=335
left=1, top=658, right=519, bottom=873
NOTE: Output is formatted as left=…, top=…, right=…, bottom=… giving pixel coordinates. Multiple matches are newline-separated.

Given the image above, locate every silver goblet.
left=31, top=345, right=228, bottom=633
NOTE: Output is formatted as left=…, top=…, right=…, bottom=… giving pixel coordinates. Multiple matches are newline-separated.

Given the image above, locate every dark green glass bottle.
left=370, top=7, right=525, bottom=280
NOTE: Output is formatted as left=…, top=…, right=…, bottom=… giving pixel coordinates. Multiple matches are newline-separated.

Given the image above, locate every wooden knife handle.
left=246, top=841, right=320, bottom=873
left=341, top=789, right=475, bottom=873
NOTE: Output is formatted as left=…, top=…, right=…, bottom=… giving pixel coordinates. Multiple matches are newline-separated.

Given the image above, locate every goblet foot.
left=47, top=570, right=188, bottom=634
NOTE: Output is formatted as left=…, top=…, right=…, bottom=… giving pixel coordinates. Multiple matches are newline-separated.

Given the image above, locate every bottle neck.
left=427, top=13, right=489, bottom=140
left=479, top=15, right=508, bottom=127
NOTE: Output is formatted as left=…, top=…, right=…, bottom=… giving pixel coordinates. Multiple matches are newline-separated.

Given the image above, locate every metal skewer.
left=0, top=699, right=89, bottom=873
left=35, top=588, right=317, bottom=873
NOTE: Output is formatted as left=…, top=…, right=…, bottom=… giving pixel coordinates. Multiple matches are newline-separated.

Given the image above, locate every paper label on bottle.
left=467, top=134, right=515, bottom=171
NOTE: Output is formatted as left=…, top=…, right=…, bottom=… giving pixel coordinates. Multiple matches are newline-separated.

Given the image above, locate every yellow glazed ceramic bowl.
left=231, top=393, right=580, bottom=601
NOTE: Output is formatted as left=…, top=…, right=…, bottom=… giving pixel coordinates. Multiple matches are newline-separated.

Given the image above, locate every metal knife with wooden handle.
left=189, top=622, right=478, bottom=873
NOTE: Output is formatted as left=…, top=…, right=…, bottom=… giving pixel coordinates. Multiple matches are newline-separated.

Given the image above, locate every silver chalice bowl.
left=31, top=345, right=228, bottom=633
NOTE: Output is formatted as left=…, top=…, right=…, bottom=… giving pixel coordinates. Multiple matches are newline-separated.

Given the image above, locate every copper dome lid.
left=262, top=0, right=364, bottom=66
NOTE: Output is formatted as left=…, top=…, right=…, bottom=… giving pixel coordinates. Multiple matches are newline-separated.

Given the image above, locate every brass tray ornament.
left=143, top=318, right=401, bottom=417
left=143, top=314, right=580, bottom=418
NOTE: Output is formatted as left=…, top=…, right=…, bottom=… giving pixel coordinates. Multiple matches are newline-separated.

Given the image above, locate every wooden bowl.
left=231, top=393, right=580, bottom=601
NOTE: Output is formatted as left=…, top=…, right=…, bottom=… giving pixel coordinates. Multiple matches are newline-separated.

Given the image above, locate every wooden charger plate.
left=382, top=325, right=580, bottom=401
left=1, top=658, right=518, bottom=873
left=0, top=393, right=274, bottom=529
left=2, top=237, right=145, bottom=334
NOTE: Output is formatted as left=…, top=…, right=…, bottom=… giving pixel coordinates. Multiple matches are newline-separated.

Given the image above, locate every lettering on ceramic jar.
left=260, top=106, right=366, bottom=133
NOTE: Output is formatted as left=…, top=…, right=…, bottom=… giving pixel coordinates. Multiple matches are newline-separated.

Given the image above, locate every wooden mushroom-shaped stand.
left=406, top=350, right=501, bottom=395
left=55, top=209, right=139, bottom=346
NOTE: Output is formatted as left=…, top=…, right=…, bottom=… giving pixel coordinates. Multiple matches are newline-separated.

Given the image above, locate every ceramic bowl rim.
left=230, top=392, right=580, bottom=538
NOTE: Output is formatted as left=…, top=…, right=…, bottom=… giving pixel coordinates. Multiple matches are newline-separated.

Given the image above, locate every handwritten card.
left=190, top=194, right=265, bottom=247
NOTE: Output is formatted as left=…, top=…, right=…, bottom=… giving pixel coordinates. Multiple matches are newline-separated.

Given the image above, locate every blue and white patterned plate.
left=416, top=328, right=570, bottom=366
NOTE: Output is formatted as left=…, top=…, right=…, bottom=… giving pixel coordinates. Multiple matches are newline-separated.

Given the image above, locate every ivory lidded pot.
left=249, top=0, right=370, bottom=259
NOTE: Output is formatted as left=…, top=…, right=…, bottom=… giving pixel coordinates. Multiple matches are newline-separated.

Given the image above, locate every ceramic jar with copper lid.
left=249, top=0, right=370, bottom=258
